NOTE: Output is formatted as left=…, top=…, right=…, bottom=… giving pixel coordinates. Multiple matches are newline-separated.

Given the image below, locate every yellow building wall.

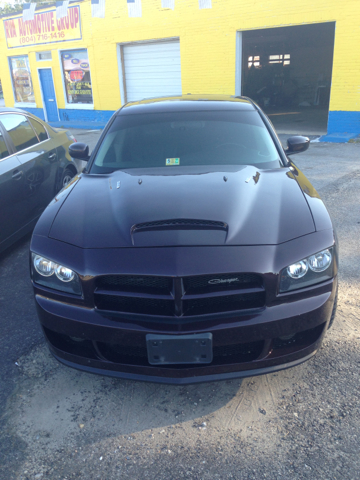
left=0, top=0, right=359, bottom=115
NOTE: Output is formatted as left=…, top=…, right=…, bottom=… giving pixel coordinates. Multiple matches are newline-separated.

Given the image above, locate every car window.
left=28, top=118, right=48, bottom=142
left=91, top=110, right=282, bottom=173
left=0, top=114, right=39, bottom=152
left=0, top=131, right=9, bottom=159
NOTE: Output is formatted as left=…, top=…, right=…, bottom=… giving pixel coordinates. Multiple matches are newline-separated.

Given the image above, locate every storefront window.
left=9, top=56, right=35, bottom=104
left=61, top=49, right=93, bottom=105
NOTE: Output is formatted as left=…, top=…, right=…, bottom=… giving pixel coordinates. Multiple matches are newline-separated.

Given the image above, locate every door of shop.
left=238, top=22, right=335, bottom=135
left=120, top=40, right=182, bottom=103
left=39, top=69, right=59, bottom=122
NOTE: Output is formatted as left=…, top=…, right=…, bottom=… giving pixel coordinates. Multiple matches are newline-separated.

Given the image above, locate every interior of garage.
left=241, top=22, right=335, bottom=135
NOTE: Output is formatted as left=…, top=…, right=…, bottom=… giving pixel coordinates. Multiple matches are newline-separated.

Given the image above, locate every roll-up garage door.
left=122, top=40, right=182, bottom=102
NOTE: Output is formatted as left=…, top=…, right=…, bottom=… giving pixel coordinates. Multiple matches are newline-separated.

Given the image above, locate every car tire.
left=328, top=288, right=338, bottom=329
left=60, top=167, right=76, bottom=189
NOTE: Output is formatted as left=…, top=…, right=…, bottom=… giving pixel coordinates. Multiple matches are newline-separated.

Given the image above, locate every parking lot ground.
left=0, top=135, right=359, bottom=480
left=69, top=129, right=103, bottom=153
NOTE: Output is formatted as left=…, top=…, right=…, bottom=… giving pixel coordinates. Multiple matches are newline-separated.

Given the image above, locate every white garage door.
left=123, top=40, right=182, bottom=102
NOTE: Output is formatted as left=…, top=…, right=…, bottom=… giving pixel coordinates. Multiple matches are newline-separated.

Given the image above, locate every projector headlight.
left=31, top=253, right=82, bottom=296
left=308, top=250, right=332, bottom=273
left=33, top=256, right=57, bottom=277
left=287, top=260, right=308, bottom=279
left=280, top=248, right=333, bottom=292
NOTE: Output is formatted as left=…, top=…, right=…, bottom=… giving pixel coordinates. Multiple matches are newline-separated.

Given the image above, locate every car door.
left=0, top=113, right=59, bottom=223
left=0, top=126, right=26, bottom=247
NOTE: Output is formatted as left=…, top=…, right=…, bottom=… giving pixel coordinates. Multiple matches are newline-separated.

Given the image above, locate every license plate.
left=146, top=333, right=213, bottom=365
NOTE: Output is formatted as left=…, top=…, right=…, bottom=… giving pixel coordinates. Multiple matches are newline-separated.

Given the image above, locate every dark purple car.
left=30, top=95, right=338, bottom=384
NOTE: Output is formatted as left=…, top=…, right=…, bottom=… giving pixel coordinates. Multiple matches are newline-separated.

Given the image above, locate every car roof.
left=0, top=107, right=29, bottom=114
left=118, top=95, right=256, bottom=115
left=0, top=107, right=61, bottom=135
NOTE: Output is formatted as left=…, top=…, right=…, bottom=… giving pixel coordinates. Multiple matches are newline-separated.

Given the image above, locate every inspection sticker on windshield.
left=166, top=158, right=180, bottom=166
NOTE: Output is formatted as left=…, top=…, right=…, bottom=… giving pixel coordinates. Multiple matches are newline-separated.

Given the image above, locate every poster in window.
left=61, top=49, right=93, bottom=104
left=9, top=56, right=35, bottom=103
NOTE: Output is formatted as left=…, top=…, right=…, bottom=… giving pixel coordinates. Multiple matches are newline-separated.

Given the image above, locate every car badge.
left=208, top=278, right=239, bottom=285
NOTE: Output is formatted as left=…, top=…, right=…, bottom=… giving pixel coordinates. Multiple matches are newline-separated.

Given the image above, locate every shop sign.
left=9, top=55, right=35, bottom=103
left=61, top=49, right=93, bottom=104
left=66, top=81, right=92, bottom=96
left=3, top=6, right=82, bottom=49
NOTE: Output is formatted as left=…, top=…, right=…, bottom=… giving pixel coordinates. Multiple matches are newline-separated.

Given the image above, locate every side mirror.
left=285, top=136, right=310, bottom=156
left=69, top=142, right=90, bottom=161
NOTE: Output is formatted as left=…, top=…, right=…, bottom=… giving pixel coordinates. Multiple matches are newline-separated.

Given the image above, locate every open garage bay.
left=241, top=23, right=335, bottom=135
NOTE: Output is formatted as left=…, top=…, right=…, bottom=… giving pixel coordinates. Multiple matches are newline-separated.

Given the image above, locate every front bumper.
left=35, top=279, right=336, bottom=384
left=31, top=229, right=338, bottom=384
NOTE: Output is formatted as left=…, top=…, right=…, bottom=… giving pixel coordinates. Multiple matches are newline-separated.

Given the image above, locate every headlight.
left=55, top=265, right=75, bottom=282
left=280, top=248, right=333, bottom=292
left=34, top=256, right=57, bottom=277
left=31, top=253, right=82, bottom=296
left=308, top=250, right=332, bottom=272
left=287, top=260, right=308, bottom=279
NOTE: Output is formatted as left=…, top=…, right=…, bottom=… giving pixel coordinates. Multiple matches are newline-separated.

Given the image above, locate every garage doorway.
left=239, top=22, right=335, bottom=135
left=118, top=39, right=182, bottom=104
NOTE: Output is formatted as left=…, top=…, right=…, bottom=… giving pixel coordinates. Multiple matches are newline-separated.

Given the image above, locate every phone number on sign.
left=19, top=32, right=66, bottom=44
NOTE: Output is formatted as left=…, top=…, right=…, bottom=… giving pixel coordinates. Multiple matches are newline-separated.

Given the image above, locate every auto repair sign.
left=3, top=6, right=82, bottom=48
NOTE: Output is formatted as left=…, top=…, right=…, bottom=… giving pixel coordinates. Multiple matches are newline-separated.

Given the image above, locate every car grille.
left=95, top=294, right=174, bottom=316
left=97, top=275, right=171, bottom=294
left=183, top=292, right=265, bottom=316
left=94, top=273, right=265, bottom=317
left=96, top=339, right=264, bottom=366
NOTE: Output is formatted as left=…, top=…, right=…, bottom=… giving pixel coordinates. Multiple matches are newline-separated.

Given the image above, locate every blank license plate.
left=146, top=333, right=213, bottom=365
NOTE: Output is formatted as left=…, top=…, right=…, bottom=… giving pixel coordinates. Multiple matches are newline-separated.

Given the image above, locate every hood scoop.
left=132, top=218, right=227, bottom=231
left=131, top=218, right=228, bottom=246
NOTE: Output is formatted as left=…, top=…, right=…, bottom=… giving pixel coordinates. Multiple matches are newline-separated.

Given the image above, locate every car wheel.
left=328, top=288, right=338, bottom=329
left=60, top=167, right=75, bottom=189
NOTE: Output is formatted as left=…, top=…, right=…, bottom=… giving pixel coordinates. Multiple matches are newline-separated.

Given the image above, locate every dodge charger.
left=30, top=95, right=338, bottom=384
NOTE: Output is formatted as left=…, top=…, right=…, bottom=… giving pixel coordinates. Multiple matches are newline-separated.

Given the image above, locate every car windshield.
left=90, top=110, right=282, bottom=173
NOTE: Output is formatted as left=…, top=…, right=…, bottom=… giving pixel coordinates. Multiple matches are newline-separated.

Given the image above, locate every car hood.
left=49, top=166, right=315, bottom=248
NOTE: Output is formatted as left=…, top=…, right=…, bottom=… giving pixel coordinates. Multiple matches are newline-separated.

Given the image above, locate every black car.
left=30, top=95, right=338, bottom=384
left=0, top=107, right=83, bottom=254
